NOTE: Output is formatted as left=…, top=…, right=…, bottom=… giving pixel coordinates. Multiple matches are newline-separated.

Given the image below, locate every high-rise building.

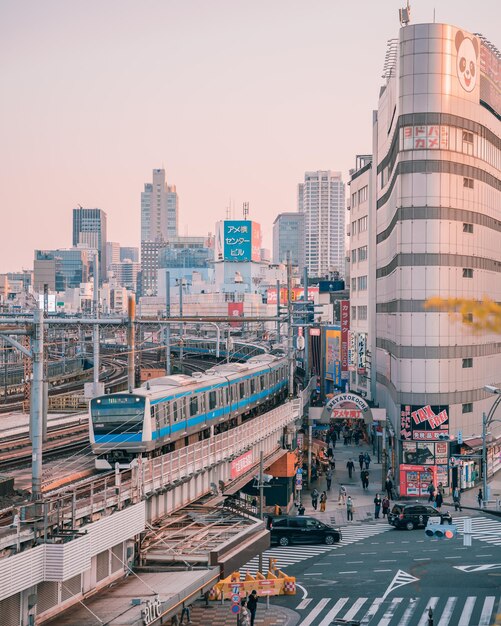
left=110, top=260, right=141, bottom=292
left=34, top=249, right=90, bottom=292
left=298, top=171, right=345, bottom=279
left=106, top=242, right=121, bottom=269
left=140, top=169, right=179, bottom=295
left=120, top=246, right=139, bottom=263
left=72, top=207, right=107, bottom=282
left=272, top=212, right=305, bottom=272
left=373, top=23, right=501, bottom=470
left=140, top=169, right=178, bottom=242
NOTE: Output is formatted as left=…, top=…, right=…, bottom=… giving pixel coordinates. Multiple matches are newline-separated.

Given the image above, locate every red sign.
left=331, top=408, right=362, bottom=420
left=230, top=450, right=254, bottom=479
left=399, top=464, right=437, bottom=498
left=228, top=302, right=244, bottom=327
left=340, top=300, right=350, bottom=375
left=267, top=287, right=319, bottom=305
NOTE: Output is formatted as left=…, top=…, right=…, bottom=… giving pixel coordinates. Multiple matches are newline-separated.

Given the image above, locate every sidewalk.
left=445, top=471, right=501, bottom=515
left=300, top=438, right=388, bottom=525
left=185, top=599, right=300, bottom=626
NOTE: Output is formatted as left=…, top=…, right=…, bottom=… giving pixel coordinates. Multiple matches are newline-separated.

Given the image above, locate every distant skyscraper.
left=72, top=207, right=107, bottom=282
left=120, top=246, right=139, bottom=263
left=140, top=169, right=179, bottom=295
left=298, top=171, right=345, bottom=278
left=272, top=212, right=305, bottom=272
left=106, top=242, right=121, bottom=269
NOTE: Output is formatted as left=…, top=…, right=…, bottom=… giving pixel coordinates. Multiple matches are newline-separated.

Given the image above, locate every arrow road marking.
left=454, top=564, right=501, bottom=573
left=381, top=569, right=420, bottom=600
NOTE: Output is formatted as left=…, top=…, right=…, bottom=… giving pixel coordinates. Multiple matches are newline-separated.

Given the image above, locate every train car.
left=89, top=354, right=288, bottom=470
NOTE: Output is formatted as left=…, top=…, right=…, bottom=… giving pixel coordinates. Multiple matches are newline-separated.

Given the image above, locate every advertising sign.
left=479, top=38, right=500, bottom=117
left=340, top=300, right=350, bottom=379
left=325, top=328, right=341, bottom=387
left=251, top=221, right=262, bottom=262
left=357, top=333, right=367, bottom=374
left=399, top=464, right=437, bottom=498
left=348, top=331, right=357, bottom=372
left=400, top=405, right=449, bottom=441
left=223, top=220, right=252, bottom=261
left=267, top=287, right=318, bottom=305
left=228, top=302, right=244, bottom=327
left=230, top=450, right=254, bottom=479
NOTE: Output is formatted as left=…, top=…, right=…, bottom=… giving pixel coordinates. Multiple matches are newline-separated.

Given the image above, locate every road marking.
left=378, top=597, right=403, bottom=626
left=399, top=597, right=419, bottom=626
left=361, top=552, right=377, bottom=555
left=454, top=563, right=501, bottom=573
left=347, top=560, right=364, bottom=563
left=392, top=550, right=409, bottom=553
left=382, top=569, right=420, bottom=600
left=303, top=573, right=322, bottom=575
left=479, top=596, right=495, bottom=625
left=359, top=598, right=384, bottom=625
left=437, top=596, right=457, bottom=626
left=417, top=597, right=439, bottom=626
left=475, top=554, right=493, bottom=557
left=458, top=596, right=476, bottom=626
left=342, top=597, right=368, bottom=620
left=374, top=569, right=392, bottom=572
left=444, top=556, right=460, bottom=559
left=338, top=570, right=358, bottom=574
left=414, top=558, right=431, bottom=561
left=381, top=559, right=397, bottom=562
left=296, top=583, right=308, bottom=599
left=317, top=598, right=349, bottom=626
left=298, top=598, right=330, bottom=626
left=295, top=598, right=312, bottom=610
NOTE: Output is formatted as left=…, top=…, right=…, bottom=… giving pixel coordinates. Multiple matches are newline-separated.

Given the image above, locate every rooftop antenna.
left=399, top=0, right=411, bottom=26
left=243, top=202, right=249, bottom=220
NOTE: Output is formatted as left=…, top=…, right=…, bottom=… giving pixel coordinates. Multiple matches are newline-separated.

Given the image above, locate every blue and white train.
left=89, top=354, right=288, bottom=470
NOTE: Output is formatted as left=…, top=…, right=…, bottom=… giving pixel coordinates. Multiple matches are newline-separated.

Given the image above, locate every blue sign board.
left=223, top=220, right=252, bottom=262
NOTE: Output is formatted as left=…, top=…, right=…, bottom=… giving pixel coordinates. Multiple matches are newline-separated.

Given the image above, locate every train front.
left=89, top=393, right=151, bottom=470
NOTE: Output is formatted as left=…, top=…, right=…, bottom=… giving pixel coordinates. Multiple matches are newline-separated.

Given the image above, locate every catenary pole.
left=165, top=271, right=171, bottom=375
left=31, top=306, right=44, bottom=500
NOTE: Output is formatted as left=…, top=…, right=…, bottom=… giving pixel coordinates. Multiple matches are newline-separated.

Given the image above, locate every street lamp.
left=482, top=385, right=501, bottom=504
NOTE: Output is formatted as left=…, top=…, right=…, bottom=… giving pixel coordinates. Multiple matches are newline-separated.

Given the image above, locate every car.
left=387, top=502, right=453, bottom=530
left=268, top=515, right=342, bottom=546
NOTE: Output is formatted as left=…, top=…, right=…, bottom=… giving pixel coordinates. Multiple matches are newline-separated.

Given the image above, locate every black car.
left=388, top=503, right=452, bottom=530
left=269, top=515, right=342, bottom=546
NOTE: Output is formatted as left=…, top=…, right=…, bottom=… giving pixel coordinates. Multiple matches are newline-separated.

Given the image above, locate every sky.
left=1, top=0, right=499, bottom=271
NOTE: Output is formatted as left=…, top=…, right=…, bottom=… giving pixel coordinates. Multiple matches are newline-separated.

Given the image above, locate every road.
left=270, top=513, right=501, bottom=625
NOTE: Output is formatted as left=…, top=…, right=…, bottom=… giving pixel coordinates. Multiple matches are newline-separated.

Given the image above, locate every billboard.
left=267, top=287, right=318, bottom=305
left=230, top=450, right=254, bottom=479
left=400, top=404, right=449, bottom=441
left=348, top=331, right=357, bottom=371
left=479, top=37, right=501, bottom=117
left=340, top=301, right=350, bottom=379
left=228, top=302, right=244, bottom=327
left=357, top=333, right=367, bottom=374
left=325, top=328, right=341, bottom=387
left=220, top=220, right=262, bottom=263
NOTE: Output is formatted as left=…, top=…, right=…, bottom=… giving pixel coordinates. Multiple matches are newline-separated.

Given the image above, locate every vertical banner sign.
left=348, top=331, right=357, bottom=371
left=340, top=301, right=350, bottom=379
left=357, top=333, right=367, bottom=374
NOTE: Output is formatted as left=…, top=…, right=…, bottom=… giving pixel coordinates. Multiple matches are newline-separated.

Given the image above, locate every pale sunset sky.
left=0, top=0, right=499, bottom=270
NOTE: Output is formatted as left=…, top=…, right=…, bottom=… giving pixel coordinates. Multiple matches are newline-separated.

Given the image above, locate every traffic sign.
left=458, top=430, right=463, bottom=445
left=230, top=604, right=241, bottom=615
left=232, top=594, right=240, bottom=603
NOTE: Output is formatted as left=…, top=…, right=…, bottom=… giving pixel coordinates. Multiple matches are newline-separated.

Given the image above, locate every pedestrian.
left=438, top=482, right=445, bottom=498
left=346, top=458, right=355, bottom=479
left=374, top=494, right=382, bottom=519
left=358, top=452, right=364, bottom=471
left=427, top=482, right=436, bottom=503
left=331, top=431, right=337, bottom=448
left=382, top=496, right=390, bottom=518
left=453, top=487, right=462, bottom=512
left=435, top=491, right=443, bottom=511
left=354, top=430, right=360, bottom=445
left=326, top=467, right=333, bottom=491
left=478, top=488, right=483, bottom=508
left=385, top=478, right=393, bottom=500
left=298, top=503, right=305, bottom=515
left=179, top=602, right=191, bottom=625
left=364, top=452, right=371, bottom=470
left=311, top=488, right=319, bottom=510
left=247, top=590, right=258, bottom=626
left=346, top=496, right=354, bottom=521
left=238, top=599, right=251, bottom=626
left=364, top=471, right=370, bottom=490
left=320, top=491, right=327, bottom=512
left=338, top=484, right=347, bottom=505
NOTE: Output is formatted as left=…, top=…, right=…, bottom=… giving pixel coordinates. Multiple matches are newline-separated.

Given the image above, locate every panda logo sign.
left=455, top=30, right=479, bottom=93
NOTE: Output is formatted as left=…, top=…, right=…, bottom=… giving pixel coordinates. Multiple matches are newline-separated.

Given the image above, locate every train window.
left=225, top=388, right=229, bottom=404
left=172, top=401, right=178, bottom=422
left=260, top=375, right=265, bottom=390
left=209, top=391, right=217, bottom=410
left=239, top=382, right=245, bottom=398
left=250, top=379, right=255, bottom=394
left=190, top=396, right=198, bottom=416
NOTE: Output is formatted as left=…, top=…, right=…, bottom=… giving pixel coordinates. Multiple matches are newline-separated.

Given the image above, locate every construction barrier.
left=213, top=560, right=296, bottom=599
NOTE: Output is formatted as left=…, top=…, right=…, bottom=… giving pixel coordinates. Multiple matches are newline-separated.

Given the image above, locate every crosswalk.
left=240, top=524, right=392, bottom=575
left=297, top=595, right=501, bottom=626
left=453, top=515, right=501, bottom=546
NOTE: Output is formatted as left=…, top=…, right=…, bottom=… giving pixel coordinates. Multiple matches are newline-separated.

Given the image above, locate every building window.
left=358, top=246, right=368, bottom=261
left=462, top=403, right=473, bottom=414
left=351, top=221, right=357, bottom=235
left=351, top=192, right=357, bottom=208
left=463, top=223, right=474, bottom=233
left=462, top=358, right=473, bottom=368
left=357, top=275, right=367, bottom=291
left=358, top=185, right=368, bottom=203
left=463, top=177, right=474, bottom=189
left=351, top=306, right=357, bottom=320
left=351, top=278, right=357, bottom=291
left=462, top=268, right=473, bottom=278
left=358, top=216, right=368, bottom=232
left=358, top=305, right=368, bottom=320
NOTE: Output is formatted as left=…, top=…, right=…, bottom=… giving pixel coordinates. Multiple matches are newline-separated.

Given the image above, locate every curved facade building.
left=374, top=23, right=501, bottom=481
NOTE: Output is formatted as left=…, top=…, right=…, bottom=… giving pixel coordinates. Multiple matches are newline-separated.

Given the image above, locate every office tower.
left=110, top=260, right=141, bottom=292
left=72, top=207, right=107, bottom=283
left=140, top=169, right=179, bottom=295
left=373, top=24, right=501, bottom=473
left=34, top=249, right=90, bottom=292
left=298, top=171, right=345, bottom=279
left=272, top=212, right=305, bottom=272
left=106, top=242, right=121, bottom=269
left=120, top=246, right=139, bottom=263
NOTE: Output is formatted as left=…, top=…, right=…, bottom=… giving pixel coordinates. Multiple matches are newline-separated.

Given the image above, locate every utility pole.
left=165, top=271, right=171, bottom=375
left=276, top=279, right=281, bottom=343
left=31, top=306, right=44, bottom=500
left=482, top=412, right=487, bottom=504
left=287, top=255, right=294, bottom=398
left=93, top=254, right=100, bottom=395
left=258, top=450, right=264, bottom=573
left=127, top=295, right=136, bottom=390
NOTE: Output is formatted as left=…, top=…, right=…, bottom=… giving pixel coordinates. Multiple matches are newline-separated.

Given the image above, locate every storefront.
left=399, top=464, right=437, bottom=498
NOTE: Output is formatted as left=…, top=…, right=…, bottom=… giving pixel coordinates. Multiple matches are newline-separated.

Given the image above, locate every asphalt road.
left=273, top=513, right=501, bottom=625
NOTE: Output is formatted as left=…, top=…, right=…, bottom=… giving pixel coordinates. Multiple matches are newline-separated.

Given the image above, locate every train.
left=89, top=353, right=289, bottom=470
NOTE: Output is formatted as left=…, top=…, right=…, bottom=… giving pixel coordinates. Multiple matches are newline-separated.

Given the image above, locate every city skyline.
left=1, top=0, right=500, bottom=270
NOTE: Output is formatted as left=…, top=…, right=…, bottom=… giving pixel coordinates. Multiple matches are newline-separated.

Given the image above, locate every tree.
left=424, top=297, right=501, bottom=333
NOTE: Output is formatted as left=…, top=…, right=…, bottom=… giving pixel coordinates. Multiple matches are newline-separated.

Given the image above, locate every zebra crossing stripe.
left=343, top=597, right=368, bottom=620
left=416, top=597, right=439, bottom=626
left=458, top=597, right=476, bottom=626
left=479, top=597, right=496, bottom=626
left=378, top=597, right=403, bottom=626
left=399, top=597, right=419, bottom=626
left=317, top=598, right=349, bottom=626
left=299, top=598, right=330, bottom=626
left=437, top=597, right=457, bottom=626
left=296, top=598, right=312, bottom=610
